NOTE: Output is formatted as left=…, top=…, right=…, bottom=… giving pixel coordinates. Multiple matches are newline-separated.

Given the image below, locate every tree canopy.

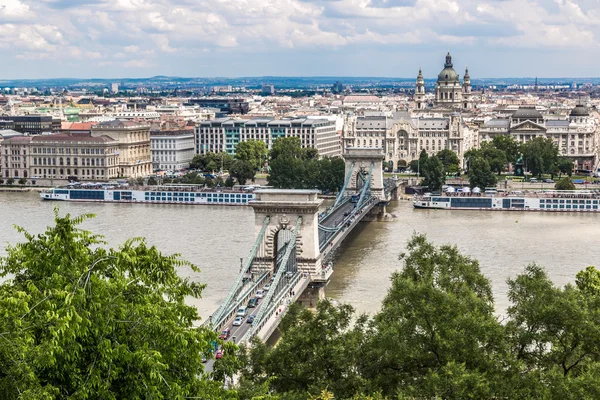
left=230, top=160, right=256, bottom=185
left=467, top=156, right=498, bottom=189
left=0, top=211, right=231, bottom=399
left=235, top=140, right=268, bottom=171
left=190, top=152, right=235, bottom=172
left=522, top=137, right=559, bottom=178
left=555, top=177, right=576, bottom=190
left=267, top=137, right=344, bottom=193
left=236, top=235, right=600, bottom=399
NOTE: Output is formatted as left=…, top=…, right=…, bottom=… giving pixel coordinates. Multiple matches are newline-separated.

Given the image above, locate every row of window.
left=33, top=147, right=105, bottom=155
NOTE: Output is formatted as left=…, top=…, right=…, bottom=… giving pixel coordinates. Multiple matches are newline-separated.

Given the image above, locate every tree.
left=555, top=177, right=575, bottom=190
left=557, top=157, right=574, bottom=177
left=361, top=234, right=509, bottom=399
left=482, top=144, right=507, bottom=175
left=268, top=137, right=325, bottom=190
left=420, top=155, right=445, bottom=192
left=229, top=160, right=255, bottom=185
left=506, top=264, right=600, bottom=389
left=239, top=300, right=368, bottom=399
left=522, top=137, right=559, bottom=178
left=436, top=149, right=460, bottom=172
left=0, top=211, right=230, bottom=398
left=18, top=177, right=26, bottom=185
left=189, top=154, right=204, bottom=170
left=235, top=140, right=268, bottom=171
left=468, top=156, right=498, bottom=189
left=492, top=135, right=521, bottom=165
left=7, top=178, right=14, bottom=185
left=408, top=160, right=419, bottom=173
left=147, top=176, right=158, bottom=185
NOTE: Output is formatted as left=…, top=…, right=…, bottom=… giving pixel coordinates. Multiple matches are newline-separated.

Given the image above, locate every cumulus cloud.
left=0, top=0, right=599, bottom=77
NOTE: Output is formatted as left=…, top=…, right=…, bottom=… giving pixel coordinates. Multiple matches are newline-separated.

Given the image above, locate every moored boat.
left=40, top=183, right=256, bottom=206
left=413, top=189, right=600, bottom=212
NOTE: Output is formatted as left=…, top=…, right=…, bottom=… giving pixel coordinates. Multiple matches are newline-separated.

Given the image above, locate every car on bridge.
left=256, top=289, right=265, bottom=298
left=233, top=316, right=243, bottom=326
left=248, top=297, right=259, bottom=308
left=264, top=284, right=271, bottom=291
left=247, top=314, right=255, bottom=324
left=219, top=328, right=231, bottom=340
left=237, top=306, right=248, bottom=316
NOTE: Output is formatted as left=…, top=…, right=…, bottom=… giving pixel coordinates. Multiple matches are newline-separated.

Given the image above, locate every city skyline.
left=1, top=0, right=599, bottom=79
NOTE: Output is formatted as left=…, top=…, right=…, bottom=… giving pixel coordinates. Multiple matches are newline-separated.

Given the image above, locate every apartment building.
left=195, top=117, right=341, bottom=158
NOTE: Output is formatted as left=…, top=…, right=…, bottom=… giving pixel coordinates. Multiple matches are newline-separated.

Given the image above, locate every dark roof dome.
left=437, top=52, right=460, bottom=83
left=570, top=104, right=589, bottom=117
left=512, top=107, right=543, bottom=120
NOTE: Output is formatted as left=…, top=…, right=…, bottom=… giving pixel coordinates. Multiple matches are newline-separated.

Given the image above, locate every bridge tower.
left=344, top=148, right=386, bottom=200
left=249, top=189, right=324, bottom=277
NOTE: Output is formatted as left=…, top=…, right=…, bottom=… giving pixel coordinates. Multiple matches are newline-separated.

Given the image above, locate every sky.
left=0, top=0, right=599, bottom=79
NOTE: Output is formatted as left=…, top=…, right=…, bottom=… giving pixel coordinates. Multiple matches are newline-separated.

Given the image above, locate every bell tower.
left=414, top=68, right=425, bottom=109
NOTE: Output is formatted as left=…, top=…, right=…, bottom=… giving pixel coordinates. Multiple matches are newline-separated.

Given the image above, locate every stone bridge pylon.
left=249, top=190, right=324, bottom=277
left=343, top=148, right=386, bottom=200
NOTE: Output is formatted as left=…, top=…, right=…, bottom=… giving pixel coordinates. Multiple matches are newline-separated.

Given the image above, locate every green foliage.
left=557, top=157, right=574, bottom=177
left=238, top=235, right=600, bottom=399
left=18, top=177, right=26, bottom=185
left=267, top=137, right=343, bottom=193
left=190, top=152, right=235, bottom=172
left=362, top=234, right=506, bottom=398
left=468, top=157, right=498, bottom=189
left=230, top=160, right=256, bottom=185
left=0, top=210, right=228, bottom=399
left=555, top=177, right=575, bottom=190
left=408, top=160, right=419, bottom=173
left=492, top=135, right=521, bottom=165
left=239, top=300, right=369, bottom=398
left=147, top=176, right=158, bottom=185
left=224, top=176, right=235, bottom=188
left=522, top=137, right=559, bottom=177
left=420, top=155, right=445, bottom=192
left=235, top=140, right=268, bottom=171
left=7, top=177, right=14, bottom=185
left=466, top=143, right=507, bottom=175
left=436, top=149, right=460, bottom=172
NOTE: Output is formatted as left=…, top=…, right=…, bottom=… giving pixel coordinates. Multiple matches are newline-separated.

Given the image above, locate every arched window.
left=74, top=158, right=78, bottom=165
left=67, top=169, right=71, bottom=175
left=60, top=169, right=63, bottom=175
left=74, top=169, right=78, bottom=175
left=59, top=157, right=64, bottom=166
left=91, top=159, right=95, bottom=166
left=24, top=171, right=27, bottom=178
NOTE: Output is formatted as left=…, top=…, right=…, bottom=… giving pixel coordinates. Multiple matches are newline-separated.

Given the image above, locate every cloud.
left=0, top=0, right=599, bottom=78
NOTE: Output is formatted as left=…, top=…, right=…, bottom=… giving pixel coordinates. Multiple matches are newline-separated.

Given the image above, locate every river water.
left=1, top=192, right=599, bottom=319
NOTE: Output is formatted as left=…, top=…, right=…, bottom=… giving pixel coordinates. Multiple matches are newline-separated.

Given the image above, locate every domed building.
left=414, top=52, right=473, bottom=110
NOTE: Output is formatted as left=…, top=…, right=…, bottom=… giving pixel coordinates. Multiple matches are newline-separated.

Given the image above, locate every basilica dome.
left=437, top=52, right=460, bottom=83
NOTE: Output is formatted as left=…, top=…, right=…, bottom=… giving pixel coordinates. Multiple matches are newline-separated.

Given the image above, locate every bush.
left=18, top=178, right=26, bottom=185
left=7, top=178, right=14, bottom=185
left=555, top=177, right=575, bottom=191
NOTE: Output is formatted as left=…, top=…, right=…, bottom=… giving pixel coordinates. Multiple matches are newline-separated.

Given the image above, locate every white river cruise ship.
left=40, top=183, right=256, bottom=206
left=413, top=189, right=600, bottom=212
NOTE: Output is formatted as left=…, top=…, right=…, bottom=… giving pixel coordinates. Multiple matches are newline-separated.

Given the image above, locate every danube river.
left=1, top=192, right=599, bottom=318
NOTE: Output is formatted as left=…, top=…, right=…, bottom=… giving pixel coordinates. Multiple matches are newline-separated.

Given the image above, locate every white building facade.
left=195, top=117, right=341, bottom=157
left=480, top=105, right=599, bottom=171
left=151, top=130, right=195, bottom=171
left=342, top=111, right=475, bottom=169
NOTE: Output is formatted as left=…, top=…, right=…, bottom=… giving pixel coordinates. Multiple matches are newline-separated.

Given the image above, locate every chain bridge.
left=206, top=148, right=399, bottom=346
